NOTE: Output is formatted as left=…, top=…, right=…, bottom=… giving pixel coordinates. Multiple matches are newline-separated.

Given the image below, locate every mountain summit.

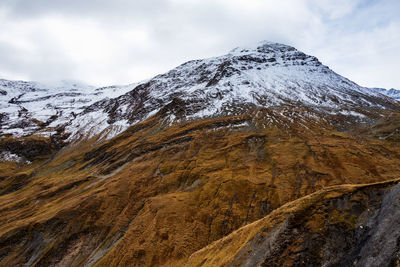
left=79, top=41, right=396, bottom=129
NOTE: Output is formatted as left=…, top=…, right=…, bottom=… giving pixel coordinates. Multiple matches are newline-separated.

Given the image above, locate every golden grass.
left=0, top=107, right=399, bottom=266
left=185, top=178, right=400, bottom=267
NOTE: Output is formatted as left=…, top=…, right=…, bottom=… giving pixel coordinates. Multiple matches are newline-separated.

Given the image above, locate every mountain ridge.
left=1, top=41, right=399, bottom=148
left=371, top=87, right=400, bottom=101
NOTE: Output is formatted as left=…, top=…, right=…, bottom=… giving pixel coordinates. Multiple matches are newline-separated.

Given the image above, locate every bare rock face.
left=186, top=181, right=400, bottom=267
left=0, top=137, right=58, bottom=160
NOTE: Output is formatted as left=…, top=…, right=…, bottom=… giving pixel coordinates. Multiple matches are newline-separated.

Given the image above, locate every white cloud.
left=312, top=0, right=363, bottom=19
left=0, top=0, right=398, bottom=89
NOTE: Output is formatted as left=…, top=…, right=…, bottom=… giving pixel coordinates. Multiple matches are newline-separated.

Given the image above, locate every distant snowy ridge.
left=370, top=87, right=400, bottom=101
left=0, top=79, right=137, bottom=138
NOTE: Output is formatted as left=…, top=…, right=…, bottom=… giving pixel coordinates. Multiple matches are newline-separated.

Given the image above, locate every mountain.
left=1, top=42, right=398, bottom=144
left=0, top=79, right=137, bottom=139
left=371, top=87, right=400, bottom=101
left=0, top=41, right=400, bottom=267
left=66, top=41, right=398, bottom=141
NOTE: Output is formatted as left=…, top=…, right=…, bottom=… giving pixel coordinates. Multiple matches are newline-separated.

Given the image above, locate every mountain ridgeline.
left=371, top=87, right=400, bottom=101
left=1, top=42, right=398, bottom=143
left=0, top=41, right=400, bottom=267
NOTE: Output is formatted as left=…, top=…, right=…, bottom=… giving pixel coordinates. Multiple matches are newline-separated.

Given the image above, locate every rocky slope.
left=0, top=41, right=399, bottom=267
left=186, top=179, right=400, bottom=266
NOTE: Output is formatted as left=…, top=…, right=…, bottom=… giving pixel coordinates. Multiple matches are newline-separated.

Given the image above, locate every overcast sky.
left=0, top=0, right=399, bottom=89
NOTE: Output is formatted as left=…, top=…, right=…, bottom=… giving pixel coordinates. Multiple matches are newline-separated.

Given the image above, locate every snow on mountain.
left=0, top=79, right=136, bottom=138
left=67, top=41, right=398, bottom=141
left=370, top=87, right=400, bottom=101
left=1, top=41, right=399, bottom=143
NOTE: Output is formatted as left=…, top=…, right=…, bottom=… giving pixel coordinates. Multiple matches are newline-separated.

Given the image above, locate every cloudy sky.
left=0, top=0, right=399, bottom=89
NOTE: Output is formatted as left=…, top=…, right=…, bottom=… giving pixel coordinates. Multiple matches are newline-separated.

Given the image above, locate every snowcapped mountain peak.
left=228, top=41, right=321, bottom=67
left=61, top=40, right=399, bottom=142
left=230, top=41, right=294, bottom=54
left=1, top=41, right=399, bottom=143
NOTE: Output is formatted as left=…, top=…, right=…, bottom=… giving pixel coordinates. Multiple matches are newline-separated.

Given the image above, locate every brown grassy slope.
left=185, top=179, right=400, bottom=266
left=0, top=108, right=400, bottom=266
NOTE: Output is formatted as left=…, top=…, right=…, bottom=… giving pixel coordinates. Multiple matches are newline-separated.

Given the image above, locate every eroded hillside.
left=1, top=106, right=400, bottom=266
left=186, top=179, right=400, bottom=266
